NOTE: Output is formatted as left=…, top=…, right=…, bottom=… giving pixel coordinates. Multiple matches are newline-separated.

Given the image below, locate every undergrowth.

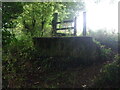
left=92, top=54, right=120, bottom=88
left=2, top=29, right=118, bottom=88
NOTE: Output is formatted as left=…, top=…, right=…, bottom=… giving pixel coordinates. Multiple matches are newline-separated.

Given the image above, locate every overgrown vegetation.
left=88, top=29, right=119, bottom=88
left=2, top=2, right=119, bottom=88
left=92, top=54, right=120, bottom=88
left=88, top=29, right=118, bottom=52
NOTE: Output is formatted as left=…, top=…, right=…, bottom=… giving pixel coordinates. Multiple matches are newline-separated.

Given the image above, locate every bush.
left=88, top=29, right=118, bottom=52
left=2, top=34, right=39, bottom=88
left=92, top=54, right=120, bottom=88
left=2, top=30, right=16, bottom=48
left=93, top=39, right=113, bottom=62
left=2, top=29, right=118, bottom=88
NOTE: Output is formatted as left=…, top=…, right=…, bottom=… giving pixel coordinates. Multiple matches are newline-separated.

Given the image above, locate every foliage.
left=2, top=34, right=38, bottom=88
left=92, top=54, right=120, bottom=88
left=2, top=35, right=85, bottom=88
left=3, top=1, right=119, bottom=88
left=2, top=30, right=16, bottom=47
left=2, top=2, right=84, bottom=37
left=88, top=29, right=118, bottom=52
left=2, top=2, right=24, bottom=48
left=2, top=2, right=23, bottom=28
left=2, top=2, right=85, bottom=88
left=93, top=39, right=113, bottom=62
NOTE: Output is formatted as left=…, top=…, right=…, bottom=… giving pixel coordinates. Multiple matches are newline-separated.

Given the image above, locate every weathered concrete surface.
left=33, top=37, right=99, bottom=62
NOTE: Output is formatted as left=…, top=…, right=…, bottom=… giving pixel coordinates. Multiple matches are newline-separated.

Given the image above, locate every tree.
left=2, top=2, right=23, bottom=28
left=2, top=2, right=23, bottom=47
left=2, top=2, right=85, bottom=37
left=22, top=2, right=85, bottom=37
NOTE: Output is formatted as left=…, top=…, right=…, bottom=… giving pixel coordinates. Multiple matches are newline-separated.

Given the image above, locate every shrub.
left=93, top=39, right=113, bottom=62
left=2, top=30, right=16, bottom=48
left=2, top=34, right=38, bottom=88
left=92, top=54, right=120, bottom=88
left=88, top=29, right=118, bottom=52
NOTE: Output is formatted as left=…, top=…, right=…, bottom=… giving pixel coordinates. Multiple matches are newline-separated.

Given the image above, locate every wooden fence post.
left=74, top=17, right=77, bottom=36
left=83, top=12, right=86, bottom=36
left=52, top=13, right=58, bottom=36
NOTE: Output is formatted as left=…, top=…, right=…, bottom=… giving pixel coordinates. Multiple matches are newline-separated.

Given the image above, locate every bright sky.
left=77, top=0, right=119, bottom=35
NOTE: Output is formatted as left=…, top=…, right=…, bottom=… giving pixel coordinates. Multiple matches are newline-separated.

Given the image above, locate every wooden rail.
left=52, top=12, right=86, bottom=36
left=52, top=13, right=77, bottom=36
left=56, top=20, right=74, bottom=24
left=56, top=27, right=75, bottom=30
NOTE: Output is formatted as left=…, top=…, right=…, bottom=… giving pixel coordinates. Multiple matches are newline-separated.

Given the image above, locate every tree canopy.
left=2, top=2, right=85, bottom=37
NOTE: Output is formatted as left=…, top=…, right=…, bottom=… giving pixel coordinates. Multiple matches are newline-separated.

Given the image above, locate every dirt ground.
left=26, top=61, right=109, bottom=88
